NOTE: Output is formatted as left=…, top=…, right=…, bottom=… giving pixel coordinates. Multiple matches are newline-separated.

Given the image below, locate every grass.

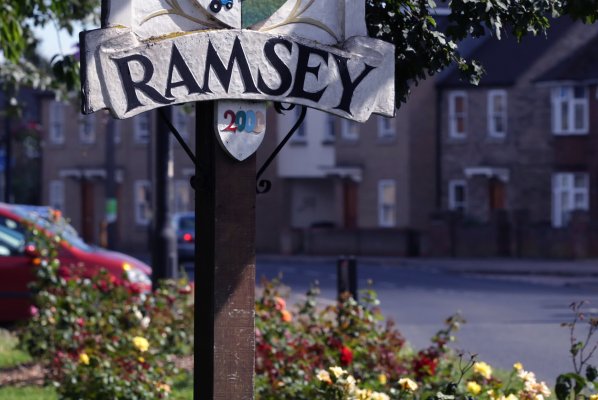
left=0, top=329, right=32, bottom=369
left=0, top=386, right=57, bottom=400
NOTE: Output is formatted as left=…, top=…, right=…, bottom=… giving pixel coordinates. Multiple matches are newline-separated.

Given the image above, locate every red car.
left=0, top=203, right=152, bottom=321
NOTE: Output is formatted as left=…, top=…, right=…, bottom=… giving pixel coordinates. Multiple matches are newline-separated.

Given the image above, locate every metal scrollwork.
left=256, top=103, right=307, bottom=194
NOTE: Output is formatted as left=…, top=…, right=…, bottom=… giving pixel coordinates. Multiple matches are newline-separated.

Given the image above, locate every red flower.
left=340, top=346, right=353, bottom=366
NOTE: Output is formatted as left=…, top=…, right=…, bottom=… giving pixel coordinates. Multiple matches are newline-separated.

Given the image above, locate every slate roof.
left=535, top=32, right=598, bottom=83
left=437, top=17, right=575, bottom=88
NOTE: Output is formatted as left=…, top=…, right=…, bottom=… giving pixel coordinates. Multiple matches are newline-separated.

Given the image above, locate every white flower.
left=329, top=366, right=346, bottom=378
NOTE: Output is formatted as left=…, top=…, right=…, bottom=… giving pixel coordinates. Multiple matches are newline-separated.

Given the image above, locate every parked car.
left=174, top=212, right=195, bottom=265
left=0, top=203, right=152, bottom=321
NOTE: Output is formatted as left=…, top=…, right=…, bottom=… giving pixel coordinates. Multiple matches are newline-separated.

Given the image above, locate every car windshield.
left=11, top=207, right=94, bottom=252
left=178, top=216, right=195, bottom=231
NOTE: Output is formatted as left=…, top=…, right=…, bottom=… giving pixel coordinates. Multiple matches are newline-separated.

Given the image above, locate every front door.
left=489, top=178, right=506, bottom=210
left=343, top=180, right=358, bottom=229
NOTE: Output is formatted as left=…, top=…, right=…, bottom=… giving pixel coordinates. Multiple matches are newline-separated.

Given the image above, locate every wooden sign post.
left=81, top=1, right=395, bottom=399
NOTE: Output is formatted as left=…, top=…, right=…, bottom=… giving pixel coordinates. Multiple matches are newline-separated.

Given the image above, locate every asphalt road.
left=254, top=257, right=597, bottom=385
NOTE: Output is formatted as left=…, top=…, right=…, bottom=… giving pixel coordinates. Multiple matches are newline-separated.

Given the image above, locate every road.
left=254, top=257, right=597, bottom=385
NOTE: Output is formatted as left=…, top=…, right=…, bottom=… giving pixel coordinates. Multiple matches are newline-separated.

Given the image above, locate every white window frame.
left=487, top=90, right=507, bottom=138
left=49, top=101, right=65, bottom=144
left=134, top=180, right=152, bottom=226
left=78, top=114, right=96, bottom=144
left=113, top=120, right=121, bottom=144
left=378, top=180, right=397, bottom=228
left=448, top=91, right=467, bottom=139
left=134, top=113, right=151, bottom=144
left=552, top=172, right=589, bottom=228
left=551, top=86, right=589, bottom=135
left=448, top=180, right=467, bottom=212
left=173, top=106, right=189, bottom=140
left=49, top=180, right=65, bottom=211
left=378, top=116, right=395, bottom=139
left=323, top=114, right=336, bottom=143
left=341, top=119, right=359, bottom=141
left=291, top=107, right=307, bottom=144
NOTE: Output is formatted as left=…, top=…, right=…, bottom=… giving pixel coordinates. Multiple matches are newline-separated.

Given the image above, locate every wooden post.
left=195, top=101, right=256, bottom=400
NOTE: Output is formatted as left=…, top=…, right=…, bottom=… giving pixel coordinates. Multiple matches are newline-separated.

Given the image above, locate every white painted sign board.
left=82, top=0, right=396, bottom=123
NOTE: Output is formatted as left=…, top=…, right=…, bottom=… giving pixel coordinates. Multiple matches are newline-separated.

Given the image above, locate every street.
left=255, top=257, right=598, bottom=385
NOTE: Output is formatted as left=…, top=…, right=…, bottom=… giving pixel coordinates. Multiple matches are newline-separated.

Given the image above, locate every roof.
left=438, top=17, right=575, bottom=88
left=535, top=33, right=598, bottom=83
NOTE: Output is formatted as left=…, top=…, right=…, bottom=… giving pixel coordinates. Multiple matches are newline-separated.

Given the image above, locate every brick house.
left=255, top=78, right=438, bottom=256
left=40, top=103, right=196, bottom=252
left=432, top=20, right=598, bottom=257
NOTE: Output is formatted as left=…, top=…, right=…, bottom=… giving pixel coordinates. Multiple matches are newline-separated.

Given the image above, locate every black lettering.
left=113, top=54, right=174, bottom=112
left=289, top=43, right=329, bottom=103
left=257, top=38, right=293, bottom=96
left=165, top=44, right=203, bottom=98
left=202, top=37, right=259, bottom=94
left=333, top=55, right=376, bottom=115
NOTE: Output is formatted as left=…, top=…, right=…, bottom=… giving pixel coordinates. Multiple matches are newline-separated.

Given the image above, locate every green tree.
left=1, top=0, right=598, bottom=104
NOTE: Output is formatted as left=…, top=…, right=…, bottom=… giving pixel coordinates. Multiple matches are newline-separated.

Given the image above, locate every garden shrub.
left=20, top=213, right=193, bottom=399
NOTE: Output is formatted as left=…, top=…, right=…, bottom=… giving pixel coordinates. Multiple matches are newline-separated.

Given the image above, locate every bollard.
left=337, top=256, right=358, bottom=301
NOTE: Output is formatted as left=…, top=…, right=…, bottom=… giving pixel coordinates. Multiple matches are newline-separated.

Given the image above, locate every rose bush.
left=20, top=214, right=193, bottom=399
left=16, top=213, right=597, bottom=400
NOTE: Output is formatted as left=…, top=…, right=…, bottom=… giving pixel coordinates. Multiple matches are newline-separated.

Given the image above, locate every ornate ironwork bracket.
left=157, top=107, right=203, bottom=191
left=158, top=108, right=197, bottom=166
left=256, top=103, right=307, bottom=195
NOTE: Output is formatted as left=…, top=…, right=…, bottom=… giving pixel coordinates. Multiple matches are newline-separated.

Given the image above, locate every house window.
left=551, top=86, right=589, bottom=135
left=449, top=180, right=467, bottom=212
left=49, top=180, right=65, bottom=211
left=291, top=107, right=307, bottom=143
left=134, top=180, right=152, bottom=226
left=449, top=91, right=467, bottom=138
left=378, top=180, right=396, bottom=227
left=113, top=120, right=121, bottom=144
left=49, top=101, right=65, bottom=144
left=552, top=172, right=589, bottom=227
left=173, top=107, right=189, bottom=140
left=134, top=113, right=151, bottom=144
left=174, top=180, right=192, bottom=213
left=324, top=114, right=336, bottom=143
left=487, top=90, right=507, bottom=138
left=79, top=114, right=96, bottom=144
left=341, top=119, right=359, bottom=141
left=378, top=116, right=395, bottom=139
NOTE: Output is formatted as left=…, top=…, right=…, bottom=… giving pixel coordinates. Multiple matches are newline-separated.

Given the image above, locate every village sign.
left=82, top=0, right=396, bottom=125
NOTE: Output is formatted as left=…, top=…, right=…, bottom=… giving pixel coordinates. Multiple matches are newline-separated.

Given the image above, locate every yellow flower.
left=138, top=357, right=145, bottom=363
left=399, top=378, right=418, bottom=392
left=378, top=374, right=387, bottom=385
left=513, top=362, right=523, bottom=371
left=156, top=383, right=171, bottom=393
left=79, top=352, right=90, bottom=365
left=474, top=361, right=493, bottom=380
left=371, top=392, right=391, bottom=400
left=590, top=395, right=598, bottom=400
left=329, top=366, right=346, bottom=378
left=316, top=370, right=332, bottom=384
left=499, top=394, right=518, bottom=400
left=467, top=381, right=482, bottom=395
left=123, top=263, right=132, bottom=271
left=133, top=336, right=150, bottom=352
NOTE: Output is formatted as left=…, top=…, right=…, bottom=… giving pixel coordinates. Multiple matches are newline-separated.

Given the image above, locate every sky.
left=36, top=24, right=81, bottom=60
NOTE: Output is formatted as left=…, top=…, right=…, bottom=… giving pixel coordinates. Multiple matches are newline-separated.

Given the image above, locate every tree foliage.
left=1, top=0, right=598, bottom=105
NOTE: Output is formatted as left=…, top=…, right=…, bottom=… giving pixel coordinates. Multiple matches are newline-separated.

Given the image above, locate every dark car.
left=0, top=203, right=152, bottom=321
left=174, top=212, right=195, bottom=265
